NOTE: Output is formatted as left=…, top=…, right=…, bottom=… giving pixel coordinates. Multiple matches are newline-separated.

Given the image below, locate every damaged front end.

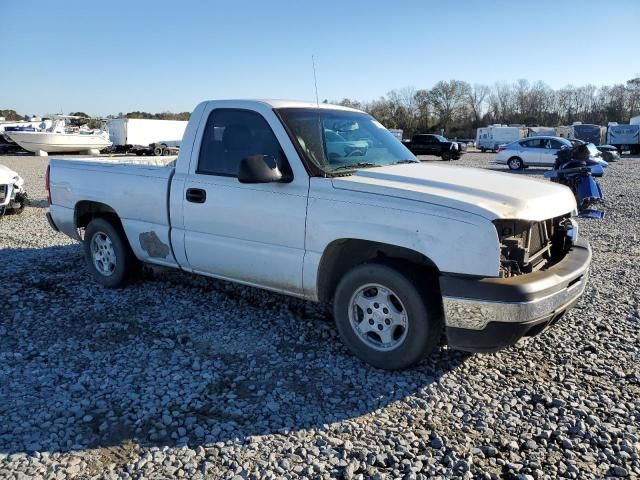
left=0, top=165, right=28, bottom=215
left=494, top=215, right=578, bottom=277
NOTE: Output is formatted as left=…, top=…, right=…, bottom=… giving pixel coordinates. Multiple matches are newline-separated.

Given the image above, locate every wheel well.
left=317, top=239, right=440, bottom=303
left=508, top=156, right=522, bottom=162
left=75, top=201, right=123, bottom=233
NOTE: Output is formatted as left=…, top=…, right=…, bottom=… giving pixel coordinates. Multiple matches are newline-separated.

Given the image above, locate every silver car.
left=495, top=136, right=572, bottom=170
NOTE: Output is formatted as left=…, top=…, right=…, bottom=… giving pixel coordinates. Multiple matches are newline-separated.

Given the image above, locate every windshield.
left=277, top=108, right=416, bottom=174
left=433, top=135, right=448, bottom=142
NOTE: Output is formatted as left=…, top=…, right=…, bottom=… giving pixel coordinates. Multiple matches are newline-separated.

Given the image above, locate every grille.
left=528, top=222, right=546, bottom=255
left=0, top=184, right=7, bottom=203
left=495, top=218, right=555, bottom=275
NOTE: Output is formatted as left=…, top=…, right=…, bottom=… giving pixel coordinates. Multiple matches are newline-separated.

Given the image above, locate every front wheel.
left=333, top=262, right=443, bottom=370
left=507, top=157, right=523, bottom=170
left=84, top=218, right=136, bottom=288
left=441, top=151, right=452, bottom=161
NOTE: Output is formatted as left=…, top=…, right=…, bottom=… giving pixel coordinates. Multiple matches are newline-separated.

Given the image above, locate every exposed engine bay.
left=0, top=164, right=28, bottom=216
left=494, top=215, right=577, bottom=277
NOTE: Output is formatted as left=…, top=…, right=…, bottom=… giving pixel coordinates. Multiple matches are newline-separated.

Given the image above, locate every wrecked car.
left=0, top=164, right=27, bottom=215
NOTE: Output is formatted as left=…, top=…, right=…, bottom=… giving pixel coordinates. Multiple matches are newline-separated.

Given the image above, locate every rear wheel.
left=153, top=145, right=164, bottom=156
left=507, top=157, right=523, bottom=170
left=84, top=218, right=136, bottom=288
left=480, top=147, right=486, bottom=153
left=333, top=262, right=443, bottom=370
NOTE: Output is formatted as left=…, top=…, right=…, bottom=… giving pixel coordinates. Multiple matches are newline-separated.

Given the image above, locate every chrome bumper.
left=443, top=271, right=588, bottom=330
left=440, top=239, right=591, bottom=351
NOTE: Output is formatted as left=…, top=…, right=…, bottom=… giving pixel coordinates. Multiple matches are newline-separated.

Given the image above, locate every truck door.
left=179, top=106, right=309, bottom=295
left=412, top=135, right=427, bottom=155
left=422, top=135, right=438, bottom=155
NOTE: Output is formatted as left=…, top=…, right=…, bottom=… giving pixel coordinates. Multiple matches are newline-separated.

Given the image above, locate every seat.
left=220, top=124, right=253, bottom=175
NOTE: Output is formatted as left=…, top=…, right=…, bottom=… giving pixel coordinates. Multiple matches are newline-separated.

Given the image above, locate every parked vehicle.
left=402, top=133, right=466, bottom=160
left=544, top=143, right=605, bottom=219
left=47, top=99, right=591, bottom=370
left=606, top=123, right=640, bottom=154
left=0, top=164, right=27, bottom=215
left=495, top=136, right=573, bottom=169
left=556, top=122, right=605, bottom=146
left=475, top=126, right=526, bottom=152
left=106, top=118, right=188, bottom=155
left=4, top=116, right=111, bottom=156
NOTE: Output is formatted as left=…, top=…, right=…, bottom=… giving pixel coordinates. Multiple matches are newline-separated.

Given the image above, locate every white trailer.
left=475, top=125, right=526, bottom=152
left=106, top=118, right=188, bottom=154
left=388, top=128, right=403, bottom=141
left=607, top=123, right=640, bottom=154
left=527, top=126, right=557, bottom=137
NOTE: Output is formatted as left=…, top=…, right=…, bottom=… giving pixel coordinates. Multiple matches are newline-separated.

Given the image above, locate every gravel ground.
left=0, top=152, right=639, bottom=479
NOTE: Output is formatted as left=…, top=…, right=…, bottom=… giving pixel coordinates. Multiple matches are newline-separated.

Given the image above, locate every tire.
left=480, top=147, right=486, bottom=153
left=84, top=217, right=136, bottom=288
left=507, top=157, right=523, bottom=170
left=333, top=262, right=443, bottom=370
left=441, top=151, right=452, bottom=161
left=153, top=145, right=164, bottom=156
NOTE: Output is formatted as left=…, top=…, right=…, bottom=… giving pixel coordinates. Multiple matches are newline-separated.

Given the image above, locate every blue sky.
left=1, top=0, right=638, bottom=116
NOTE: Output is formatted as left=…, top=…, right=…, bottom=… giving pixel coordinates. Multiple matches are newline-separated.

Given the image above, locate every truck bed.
left=48, top=155, right=179, bottom=267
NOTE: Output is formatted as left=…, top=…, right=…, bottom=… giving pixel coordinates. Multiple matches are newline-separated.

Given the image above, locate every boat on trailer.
left=4, top=116, right=112, bottom=156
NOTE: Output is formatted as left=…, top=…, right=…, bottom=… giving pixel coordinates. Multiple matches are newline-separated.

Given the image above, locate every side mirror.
left=238, top=155, right=283, bottom=184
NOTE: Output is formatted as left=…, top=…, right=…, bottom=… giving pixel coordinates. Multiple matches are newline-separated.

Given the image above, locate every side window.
left=414, top=135, right=426, bottom=145
left=523, top=138, right=543, bottom=148
left=549, top=139, right=564, bottom=149
left=197, top=109, right=288, bottom=177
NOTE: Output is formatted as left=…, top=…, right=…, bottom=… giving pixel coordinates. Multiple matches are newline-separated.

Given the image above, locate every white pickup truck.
left=46, top=100, right=591, bottom=370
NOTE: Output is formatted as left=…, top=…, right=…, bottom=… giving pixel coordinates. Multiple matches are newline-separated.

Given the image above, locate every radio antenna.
left=312, top=55, right=320, bottom=107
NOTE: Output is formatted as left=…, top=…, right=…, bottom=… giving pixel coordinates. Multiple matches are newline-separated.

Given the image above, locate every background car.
left=495, top=136, right=572, bottom=170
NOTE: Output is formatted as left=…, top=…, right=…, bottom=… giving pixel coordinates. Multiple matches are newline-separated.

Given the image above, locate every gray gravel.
left=1, top=152, right=639, bottom=479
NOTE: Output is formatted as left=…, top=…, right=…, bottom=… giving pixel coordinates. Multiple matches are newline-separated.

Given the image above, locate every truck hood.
left=331, top=163, right=576, bottom=221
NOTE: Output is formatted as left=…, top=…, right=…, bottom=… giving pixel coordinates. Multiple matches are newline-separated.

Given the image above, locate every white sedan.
left=495, top=136, right=572, bottom=170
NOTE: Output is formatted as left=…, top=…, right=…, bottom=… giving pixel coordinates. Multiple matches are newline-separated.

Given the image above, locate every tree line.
left=332, top=77, right=640, bottom=139
left=4, top=78, right=640, bottom=139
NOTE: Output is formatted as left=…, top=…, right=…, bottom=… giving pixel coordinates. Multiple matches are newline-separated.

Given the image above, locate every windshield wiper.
left=331, top=162, right=378, bottom=172
left=392, top=159, right=419, bottom=164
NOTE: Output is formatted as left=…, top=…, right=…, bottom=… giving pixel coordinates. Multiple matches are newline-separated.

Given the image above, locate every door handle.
left=186, top=188, right=206, bottom=203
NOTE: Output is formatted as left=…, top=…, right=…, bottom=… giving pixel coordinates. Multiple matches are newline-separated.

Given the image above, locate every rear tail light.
left=45, top=164, right=51, bottom=204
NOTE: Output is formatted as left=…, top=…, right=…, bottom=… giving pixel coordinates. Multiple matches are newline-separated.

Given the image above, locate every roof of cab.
left=205, top=99, right=363, bottom=113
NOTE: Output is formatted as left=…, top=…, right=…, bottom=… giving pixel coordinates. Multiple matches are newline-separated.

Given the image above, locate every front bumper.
left=440, top=239, right=591, bottom=352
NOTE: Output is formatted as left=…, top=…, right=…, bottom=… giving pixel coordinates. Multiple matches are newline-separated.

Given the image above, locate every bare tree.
left=427, top=80, right=470, bottom=132
left=466, top=84, right=490, bottom=124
